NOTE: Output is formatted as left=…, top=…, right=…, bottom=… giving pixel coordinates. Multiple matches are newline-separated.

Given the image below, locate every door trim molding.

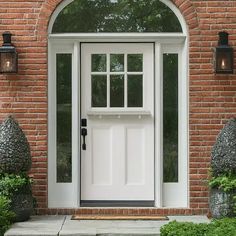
left=48, top=36, right=188, bottom=208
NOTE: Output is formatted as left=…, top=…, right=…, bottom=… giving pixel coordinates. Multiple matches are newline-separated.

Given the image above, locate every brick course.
left=0, top=0, right=236, bottom=215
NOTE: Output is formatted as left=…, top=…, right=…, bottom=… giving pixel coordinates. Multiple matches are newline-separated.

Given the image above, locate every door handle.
left=81, top=128, right=87, bottom=150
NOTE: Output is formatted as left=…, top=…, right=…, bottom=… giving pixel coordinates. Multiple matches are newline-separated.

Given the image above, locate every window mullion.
left=124, top=53, right=128, bottom=108
left=107, top=53, right=110, bottom=108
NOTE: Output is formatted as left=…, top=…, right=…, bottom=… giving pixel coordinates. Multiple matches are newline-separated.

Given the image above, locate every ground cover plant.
left=160, top=218, right=236, bottom=236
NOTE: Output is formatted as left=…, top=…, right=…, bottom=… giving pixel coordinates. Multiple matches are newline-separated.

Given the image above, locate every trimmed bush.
left=211, top=118, right=236, bottom=177
left=160, top=221, right=210, bottom=236
left=160, top=218, right=236, bottom=236
left=0, top=116, right=31, bottom=174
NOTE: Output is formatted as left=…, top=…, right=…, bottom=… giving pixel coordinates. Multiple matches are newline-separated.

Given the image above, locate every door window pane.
left=110, top=54, right=124, bottom=72
left=128, top=54, right=143, bottom=72
left=128, top=75, right=143, bottom=107
left=110, top=75, right=124, bottom=107
left=92, top=54, right=106, bottom=72
left=56, top=54, right=72, bottom=183
left=163, top=54, right=178, bottom=183
left=92, top=75, right=107, bottom=107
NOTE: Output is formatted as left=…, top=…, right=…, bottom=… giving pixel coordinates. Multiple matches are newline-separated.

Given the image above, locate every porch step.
left=5, top=215, right=210, bottom=236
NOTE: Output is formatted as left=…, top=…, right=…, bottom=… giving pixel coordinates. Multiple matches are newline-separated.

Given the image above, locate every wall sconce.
left=215, top=31, right=233, bottom=74
left=0, top=32, right=18, bottom=73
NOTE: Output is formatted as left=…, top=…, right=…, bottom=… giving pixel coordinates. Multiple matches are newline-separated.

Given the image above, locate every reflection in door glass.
left=128, top=54, right=143, bottom=72
left=110, top=54, right=124, bottom=72
left=92, top=54, right=106, bottom=72
left=163, top=53, right=178, bottom=183
left=128, top=75, right=143, bottom=107
left=56, top=54, right=72, bottom=183
left=92, top=75, right=107, bottom=107
left=110, top=75, right=124, bottom=107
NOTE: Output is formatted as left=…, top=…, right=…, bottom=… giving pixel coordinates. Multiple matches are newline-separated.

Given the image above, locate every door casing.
left=48, top=34, right=188, bottom=208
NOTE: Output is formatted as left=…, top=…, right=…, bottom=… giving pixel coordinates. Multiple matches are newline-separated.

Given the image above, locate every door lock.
left=81, top=128, right=87, bottom=150
left=81, top=118, right=87, bottom=127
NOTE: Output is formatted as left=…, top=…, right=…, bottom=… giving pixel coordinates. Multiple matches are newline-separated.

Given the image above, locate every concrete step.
left=5, top=215, right=210, bottom=236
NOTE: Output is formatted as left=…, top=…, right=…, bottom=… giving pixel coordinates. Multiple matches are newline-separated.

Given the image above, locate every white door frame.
left=48, top=33, right=188, bottom=208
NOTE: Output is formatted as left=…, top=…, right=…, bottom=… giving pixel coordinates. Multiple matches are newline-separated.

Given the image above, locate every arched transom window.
left=52, top=0, right=182, bottom=33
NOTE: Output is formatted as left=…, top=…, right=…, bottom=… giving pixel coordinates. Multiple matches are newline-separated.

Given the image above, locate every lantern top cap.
left=218, top=31, right=229, bottom=46
left=2, top=31, right=12, bottom=46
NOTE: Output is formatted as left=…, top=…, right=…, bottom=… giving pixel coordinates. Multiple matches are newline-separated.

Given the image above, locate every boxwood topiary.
left=211, top=118, right=236, bottom=176
left=0, top=116, right=31, bottom=174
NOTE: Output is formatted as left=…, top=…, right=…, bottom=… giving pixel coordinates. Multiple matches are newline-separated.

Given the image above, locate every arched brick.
left=171, top=0, right=199, bottom=30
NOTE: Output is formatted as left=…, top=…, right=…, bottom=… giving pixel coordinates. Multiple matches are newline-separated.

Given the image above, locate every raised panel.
left=125, top=127, right=145, bottom=185
left=91, top=127, right=112, bottom=185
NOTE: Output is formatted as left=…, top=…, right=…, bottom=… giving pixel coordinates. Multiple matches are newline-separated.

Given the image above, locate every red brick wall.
left=0, top=0, right=235, bottom=215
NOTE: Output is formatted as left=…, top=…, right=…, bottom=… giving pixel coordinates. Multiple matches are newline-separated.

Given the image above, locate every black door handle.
left=81, top=128, right=87, bottom=150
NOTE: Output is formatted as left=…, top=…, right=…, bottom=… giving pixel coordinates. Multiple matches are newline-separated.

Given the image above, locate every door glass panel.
left=92, top=75, right=107, bottom=107
left=110, top=54, right=124, bottom=72
left=110, top=75, right=124, bottom=107
left=56, top=54, right=72, bottom=183
left=128, top=54, right=143, bottom=72
left=163, top=54, right=178, bottom=183
left=92, top=54, right=106, bottom=72
left=128, top=75, right=143, bottom=107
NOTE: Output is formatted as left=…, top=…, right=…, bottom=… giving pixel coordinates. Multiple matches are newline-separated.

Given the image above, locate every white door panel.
left=81, top=43, right=154, bottom=202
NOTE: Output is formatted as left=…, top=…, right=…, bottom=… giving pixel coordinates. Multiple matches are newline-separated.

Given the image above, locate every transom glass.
left=52, top=0, right=182, bottom=33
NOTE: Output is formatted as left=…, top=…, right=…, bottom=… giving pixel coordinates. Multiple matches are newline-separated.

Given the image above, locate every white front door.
left=81, top=43, right=154, bottom=206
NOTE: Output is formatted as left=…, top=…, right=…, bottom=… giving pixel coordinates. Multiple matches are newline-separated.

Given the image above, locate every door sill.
left=80, top=200, right=154, bottom=207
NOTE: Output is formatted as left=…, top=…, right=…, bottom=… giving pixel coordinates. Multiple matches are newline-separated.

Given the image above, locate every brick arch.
left=36, top=0, right=199, bottom=38
left=171, top=0, right=199, bottom=30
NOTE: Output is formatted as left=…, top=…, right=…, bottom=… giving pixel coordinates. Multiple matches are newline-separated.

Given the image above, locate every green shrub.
left=160, top=218, right=236, bottom=236
left=208, top=173, right=236, bottom=192
left=208, top=218, right=236, bottom=236
left=160, top=221, right=210, bottom=236
left=0, top=173, right=32, bottom=198
left=0, top=196, right=15, bottom=236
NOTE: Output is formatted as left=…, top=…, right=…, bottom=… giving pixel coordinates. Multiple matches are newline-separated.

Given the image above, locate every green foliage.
left=52, top=0, right=182, bottom=33
left=0, top=196, right=15, bottom=236
left=208, top=218, right=236, bottom=236
left=160, top=221, right=210, bottom=236
left=208, top=173, right=236, bottom=192
left=160, top=218, right=236, bottom=236
left=0, top=173, right=32, bottom=198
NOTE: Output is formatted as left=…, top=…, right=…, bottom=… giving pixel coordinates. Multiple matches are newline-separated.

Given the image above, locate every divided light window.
left=91, top=53, right=143, bottom=108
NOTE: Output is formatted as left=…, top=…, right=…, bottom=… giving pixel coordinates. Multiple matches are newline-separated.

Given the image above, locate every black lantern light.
left=0, top=32, right=18, bottom=73
left=215, top=31, right=233, bottom=74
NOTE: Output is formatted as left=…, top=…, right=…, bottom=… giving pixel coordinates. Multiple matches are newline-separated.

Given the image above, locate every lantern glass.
left=215, top=47, right=233, bottom=74
left=0, top=51, right=18, bottom=73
